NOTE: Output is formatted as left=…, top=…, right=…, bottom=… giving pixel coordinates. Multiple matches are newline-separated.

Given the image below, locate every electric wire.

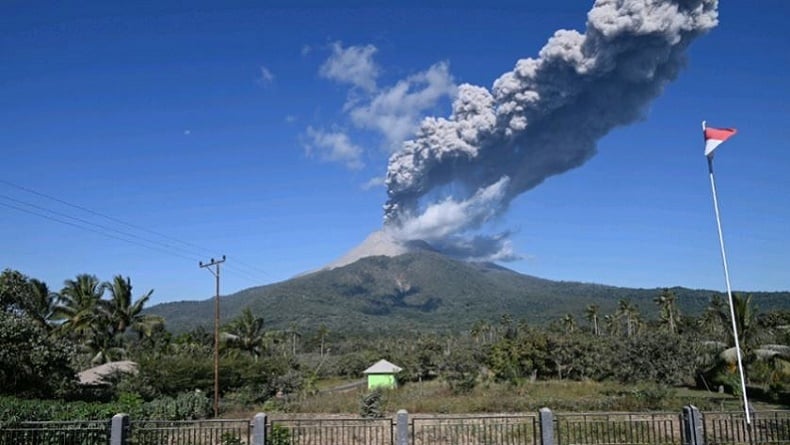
left=0, top=178, right=272, bottom=278
left=0, top=179, right=273, bottom=285
left=0, top=199, right=196, bottom=262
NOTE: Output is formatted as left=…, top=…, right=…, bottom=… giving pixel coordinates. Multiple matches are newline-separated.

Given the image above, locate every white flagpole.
left=703, top=121, right=751, bottom=425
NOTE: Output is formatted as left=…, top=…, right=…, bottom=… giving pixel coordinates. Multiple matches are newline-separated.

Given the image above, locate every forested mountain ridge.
left=148, top=250, right=790, bottom=334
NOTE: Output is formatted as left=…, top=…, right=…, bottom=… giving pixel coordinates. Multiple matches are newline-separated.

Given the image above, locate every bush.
left=359, top=390, right=384, bottom=418
left=144, top=391, right=212, bottom=420
left=0, top=313, right=78, bottom=398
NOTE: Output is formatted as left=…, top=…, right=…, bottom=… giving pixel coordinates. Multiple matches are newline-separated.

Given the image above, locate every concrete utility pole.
left=199, top=255, right=225, bottom=418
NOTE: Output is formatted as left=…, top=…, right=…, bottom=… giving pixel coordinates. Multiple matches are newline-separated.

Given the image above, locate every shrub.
left=359, top=390, right=384, bottom=418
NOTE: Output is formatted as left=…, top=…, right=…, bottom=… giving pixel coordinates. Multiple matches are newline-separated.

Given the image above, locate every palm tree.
left=317, top=324, right=330, bottom=358
left=471, top=320, right=495, bottom=344
left=287, top=322, right=301, bottom=356
left=224, top=307, right=267, bottom=360
left=699, top=294, right=728, bottom=338
left=26, top=278, right=58, bottom=331
left=105, top=275, right=163, bottom=338
left=54, top=274, right=108, bottom=339
left=703, top=293, right=789, bottom=389
left=654, top=288, right=680, bottom=334
left=616, top=299, right=641, bottom=337
left=584, top=304, right=600, bottom=336
left=603, top=314, right=620, bottom=336
left=54, top=274, right=121, bottom=364
left=561, top=313, right=576, bottom=334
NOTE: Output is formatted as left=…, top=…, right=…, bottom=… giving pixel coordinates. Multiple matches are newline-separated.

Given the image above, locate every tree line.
left=1, top=268, right=788, bottom=415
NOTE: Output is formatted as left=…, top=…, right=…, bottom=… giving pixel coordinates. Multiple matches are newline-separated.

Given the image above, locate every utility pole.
left=199, top=255, right=225, bottom=418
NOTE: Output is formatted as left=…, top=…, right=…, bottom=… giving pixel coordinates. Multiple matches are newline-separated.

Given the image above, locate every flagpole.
left=704, top=123, right=751, bottom=424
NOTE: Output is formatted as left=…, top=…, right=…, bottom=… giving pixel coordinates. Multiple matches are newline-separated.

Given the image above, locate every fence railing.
left=554, top=412, right=683, bottom=445
left=411, top=414, right=539, bottom=445
left=269, top=417, right=393, bottom=445
left=0, top=420, right=110, bottom=445
left=702, top=411, right=790, bottom=445
left=129, top=419, right=251, bottom=445
left=1, top=407, right=789, bottom=445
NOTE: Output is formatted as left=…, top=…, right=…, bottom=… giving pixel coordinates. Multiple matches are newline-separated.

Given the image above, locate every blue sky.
left=2, top=1, right=788, bottom=306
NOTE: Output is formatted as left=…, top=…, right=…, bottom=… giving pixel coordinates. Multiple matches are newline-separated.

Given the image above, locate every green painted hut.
left=363, top=359, right=403, bottom=390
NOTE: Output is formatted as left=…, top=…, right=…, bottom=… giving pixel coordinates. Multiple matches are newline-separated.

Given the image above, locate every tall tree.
left=616, top=299, right=641, bottom=337
left=584, top=304, right=600, bottom=336
left=105, top=275, right=163, bottom=338
left=0, top=268, right=30, bottom=313
left=699, top=294, right=728, bottom=339
left=287, top=322, right=301, bottom=356
left=654, top=288, right=681, bottom=334
left=0, top=312, right=77, bottom=397
left=54, top=274, right=108, bottom=339
left=224, top=307, right=267, bottom=360
left=317, top=324, right=330, bottom=358
left=561, top=313, right=576, bottom=334
left=25, top=278, right=59, bottom=331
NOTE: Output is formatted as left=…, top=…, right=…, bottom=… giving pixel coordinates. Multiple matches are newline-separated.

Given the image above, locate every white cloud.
left=349, top=61, right=456, bottom=152
left=304, top=127, right=364, bottom=170
left=361, top=176, right=386, bottom=190
left=258, top=66, right=275, bottom=85
left=307, top=42, right=456, bottom=170
left=319, top=42, right=379, bottom=92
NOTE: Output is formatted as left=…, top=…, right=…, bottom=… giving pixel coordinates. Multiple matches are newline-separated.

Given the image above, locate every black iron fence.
left=411, top=414, right=539, bottom=445
left=1, top=407, right=789, bottom=445
left=0, top=420, right=110, bottom=445
left=702, top=411, right=790, bottom=445
left=554, top=412, right=683, bottom=445
left=269, top=417, right=393, bottom=445
left=129, top=419, right=251, bottom=445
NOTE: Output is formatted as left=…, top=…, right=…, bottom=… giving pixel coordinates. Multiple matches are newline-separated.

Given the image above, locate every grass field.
left=228, top=379, right=787, bottom=418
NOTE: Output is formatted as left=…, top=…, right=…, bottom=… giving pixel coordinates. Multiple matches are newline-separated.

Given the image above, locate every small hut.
left=363, top=359, right=403, bottom=390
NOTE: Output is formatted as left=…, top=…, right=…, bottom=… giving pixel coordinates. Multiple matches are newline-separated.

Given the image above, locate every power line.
left=0, top=199, right=196, bottom=262
left=0, top=179, right=273, bottom=284
left=1, top=193, right=203, bottom=260
left=0, top=179, right=211, bottom=258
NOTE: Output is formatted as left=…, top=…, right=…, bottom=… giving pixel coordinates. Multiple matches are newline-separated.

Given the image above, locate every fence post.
left=252, top=412, right=267, bottom=445
left=396, top=409, right=409, bottom=445
left=110, top=413, right=129, bottom=445
left=682, top=405, right=704, bottom=445
left=539, top=407, right=554, bottom=445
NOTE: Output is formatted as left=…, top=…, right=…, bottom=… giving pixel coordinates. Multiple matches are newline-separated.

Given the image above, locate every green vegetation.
left=1, top=262, right=788, bottom=423
left=148, top=251, right=790, bottom=335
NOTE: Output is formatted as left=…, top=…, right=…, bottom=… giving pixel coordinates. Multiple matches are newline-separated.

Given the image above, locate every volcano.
left=323, top=230, right=436, bottom=270
left=144, top=233, right=790, bottom=336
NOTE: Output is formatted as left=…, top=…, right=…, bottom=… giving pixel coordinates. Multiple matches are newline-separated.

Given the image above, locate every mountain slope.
left=149, top=250, right=790, bottom=334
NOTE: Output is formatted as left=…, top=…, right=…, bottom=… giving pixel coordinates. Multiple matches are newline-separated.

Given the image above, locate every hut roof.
left=77, top=360, right=138, bottom=385
left=363, top=359, right=402, bottom=374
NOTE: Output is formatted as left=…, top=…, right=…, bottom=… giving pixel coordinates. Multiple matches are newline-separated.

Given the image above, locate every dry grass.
left=229, top=379, right=779, bottom=418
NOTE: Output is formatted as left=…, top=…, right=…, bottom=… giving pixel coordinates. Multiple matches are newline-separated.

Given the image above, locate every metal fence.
left=0, top=420, right=111, bottom=445
left=554, top=412, right=684, bottom=445
left=702, top=411, right=790, bottom=445
left=129, top=419, right=251, bottom=445
left=269, top=417, right=393, bottom=445
left=411, top=414, right=539, bottom=445
left=2, top=408, right=790, bottom=445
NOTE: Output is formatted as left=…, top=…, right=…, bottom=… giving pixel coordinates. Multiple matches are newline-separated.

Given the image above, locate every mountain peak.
left=323, top=230, right=413, bottom=270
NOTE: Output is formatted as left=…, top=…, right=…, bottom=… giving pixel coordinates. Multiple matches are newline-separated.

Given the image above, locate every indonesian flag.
left=704, top=125, right=737, bottom=157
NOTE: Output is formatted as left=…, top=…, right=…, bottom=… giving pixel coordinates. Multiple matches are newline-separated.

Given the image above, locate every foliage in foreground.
left=0, top=391, right=212, bottom=426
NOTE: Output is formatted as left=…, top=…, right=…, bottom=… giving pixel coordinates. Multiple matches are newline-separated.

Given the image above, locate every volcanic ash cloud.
left=381, top=0, right=719, bottom=261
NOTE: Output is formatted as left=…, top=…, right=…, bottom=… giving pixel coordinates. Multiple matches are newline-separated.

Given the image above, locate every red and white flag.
left=704, top=124, right=737, bottom=157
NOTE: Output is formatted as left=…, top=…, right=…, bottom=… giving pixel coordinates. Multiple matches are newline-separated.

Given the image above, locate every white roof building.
left=363, top=359, right=403, bottom=374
